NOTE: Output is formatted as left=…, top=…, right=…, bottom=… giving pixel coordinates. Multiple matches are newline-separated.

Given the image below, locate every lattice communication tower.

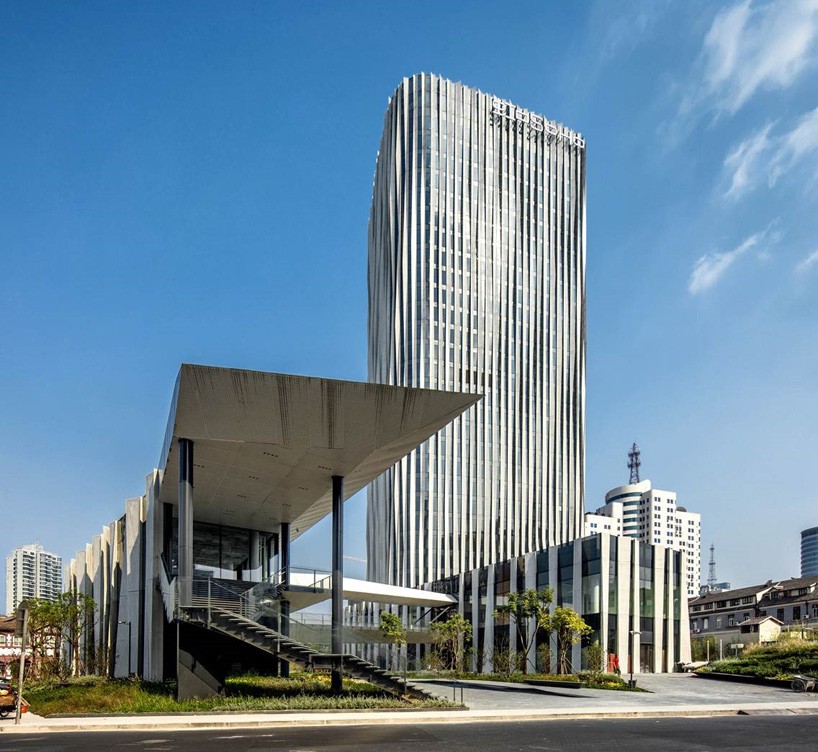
left=707, top=544, right=717, bottom=592
left=627, top=443, right=641, bottom=484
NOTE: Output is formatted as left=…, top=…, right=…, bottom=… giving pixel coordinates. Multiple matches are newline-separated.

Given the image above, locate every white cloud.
left=769, top=106, right=818, bottom=184
left=723, top=123, right=774, bottom=198
left=597, top=0, right=670, bottom=61
left=688, top=223, right=780, bottom=294
left=795, top=248, right=818, bottom=274
left=722, top=107, right=818, bottom=198
left=681, top=0, right=818, bottom=119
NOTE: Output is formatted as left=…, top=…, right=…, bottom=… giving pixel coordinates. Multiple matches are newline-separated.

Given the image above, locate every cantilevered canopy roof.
left=283, top=573, right=457, bottom=611
left=158, top=364, right=480, bottom=538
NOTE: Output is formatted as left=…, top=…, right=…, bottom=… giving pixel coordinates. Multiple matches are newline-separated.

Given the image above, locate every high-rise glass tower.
left=802, top=527, right=818, bottom=577
left=367, top=74, right=586, bottom=587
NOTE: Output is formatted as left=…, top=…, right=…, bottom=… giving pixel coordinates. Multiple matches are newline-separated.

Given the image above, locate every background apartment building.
left=5, top=542, right=63, bottom=613
left=585, top=476, right=702, bottom=598
left=367, top=73, right=586, bottom=587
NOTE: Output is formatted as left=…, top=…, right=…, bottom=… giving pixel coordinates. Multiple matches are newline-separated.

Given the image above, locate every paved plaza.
left=416, top=672, right=817, bottom=712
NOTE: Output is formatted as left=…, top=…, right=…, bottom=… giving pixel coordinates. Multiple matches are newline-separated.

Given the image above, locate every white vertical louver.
left=367, top=74, right=586, bottom=587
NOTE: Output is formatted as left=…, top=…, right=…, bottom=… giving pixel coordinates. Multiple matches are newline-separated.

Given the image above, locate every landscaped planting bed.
left=23, top=673, right=454, bottom=716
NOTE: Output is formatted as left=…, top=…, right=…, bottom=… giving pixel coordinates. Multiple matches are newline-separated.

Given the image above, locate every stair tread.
left=200, top=608, right=434, bottom=700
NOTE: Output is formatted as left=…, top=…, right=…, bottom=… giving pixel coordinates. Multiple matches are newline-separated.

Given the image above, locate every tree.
left=24, top=591, right=97, bottom=678
left=379, top=610, right=407, bottom=676
left=493, top=587, right=553, bottom=674
left=691, top=635, right=717, bottom=662
left=379, top=610, right=407, bottom=645
left=551, top=606, right=592, bottom=674
left=23, top=598, right=61, bottom=679
left=60, top=590, right=97, bottom=676
left=430, top=612, right=472, bottom=673
left=583, top=640, right=604, bottom=676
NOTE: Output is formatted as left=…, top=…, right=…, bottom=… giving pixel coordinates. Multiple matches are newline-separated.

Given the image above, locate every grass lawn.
left=23, top=673, right=454, bottom=716
left=696, top=641, right=818, bottom=680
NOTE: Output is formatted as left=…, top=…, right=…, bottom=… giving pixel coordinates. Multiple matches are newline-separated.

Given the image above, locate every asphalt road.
left=3, top=715, right=818, bottom=752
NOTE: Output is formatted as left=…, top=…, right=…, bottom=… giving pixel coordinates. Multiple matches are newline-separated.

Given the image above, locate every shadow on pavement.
left=421, top=680, right=584, bottom=698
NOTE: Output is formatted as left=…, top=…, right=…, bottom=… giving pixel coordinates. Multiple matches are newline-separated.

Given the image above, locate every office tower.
left=5, top=543, right=63, bottom=613
left=803, top=527, right=818, bottom=577
left=585, top=479, right=702, bottom=598
left=367, top=73, right=586, bottom=587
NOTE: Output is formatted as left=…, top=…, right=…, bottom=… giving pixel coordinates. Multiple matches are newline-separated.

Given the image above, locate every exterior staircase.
left=184, top=606, right=436, bottom=701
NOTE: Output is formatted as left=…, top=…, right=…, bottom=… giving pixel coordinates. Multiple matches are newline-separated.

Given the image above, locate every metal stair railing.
left=172, top=572, right=440, bottom=701
left=200, top=607, right=435, bottom=701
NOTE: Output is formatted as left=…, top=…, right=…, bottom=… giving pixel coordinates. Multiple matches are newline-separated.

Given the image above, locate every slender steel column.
left=178, top=439, right=194, bottom=606
left=280, top=523, right=291, bottom=586
left=331, top=475, right=344, bottom=692
left=249, top=531, right=260, bottom=579
left=279, top=522, right=291, bottom=678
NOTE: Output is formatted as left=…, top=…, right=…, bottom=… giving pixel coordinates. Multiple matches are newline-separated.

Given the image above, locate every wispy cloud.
left=723, top=123, right=774, bottom=199
left=596, top=0, right=671, bottom=61
left=796, top=248, right=818, bottom=274
left=688, top=223, right=781, bottom=294
left=722, top=107, right=818, bottom=198
left=769, top=106, right=818, bottom=184
left=343, top=554, right=367, bottom=564
left=678, top=0, right=818, bottom=122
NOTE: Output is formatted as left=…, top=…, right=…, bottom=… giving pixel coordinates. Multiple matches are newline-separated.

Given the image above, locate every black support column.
left=279, top=521, right=290, bottom=679
left=178, top=438, right=194, bottom=607
left=331, top=475, right=344, bottom=693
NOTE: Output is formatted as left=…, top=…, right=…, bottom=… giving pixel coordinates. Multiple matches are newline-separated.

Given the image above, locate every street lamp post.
left=14, top=603, right=29, bottom=726
left=118, top=621, right=132, bottom=676
left=628, top=630, right=641, bottom=689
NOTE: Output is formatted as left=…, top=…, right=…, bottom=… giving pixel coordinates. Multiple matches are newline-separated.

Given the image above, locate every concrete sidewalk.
left=2, top=674, right=817, bottom=734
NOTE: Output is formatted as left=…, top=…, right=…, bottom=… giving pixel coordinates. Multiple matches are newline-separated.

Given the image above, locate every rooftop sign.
left=491, top=97, right=585, bottom=149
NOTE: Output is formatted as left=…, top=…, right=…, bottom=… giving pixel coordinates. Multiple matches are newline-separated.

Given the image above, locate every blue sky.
left=2, top=1, right=817, bottom=608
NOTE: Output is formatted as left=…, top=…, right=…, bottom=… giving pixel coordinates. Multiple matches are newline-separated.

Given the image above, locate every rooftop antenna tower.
left=707, top=544, right=717, bottom=592
left=627, top=443, right=641, bottom=484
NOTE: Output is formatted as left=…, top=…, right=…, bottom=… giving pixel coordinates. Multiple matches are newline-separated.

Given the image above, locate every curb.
left=3, top=703, right=818, bottom=733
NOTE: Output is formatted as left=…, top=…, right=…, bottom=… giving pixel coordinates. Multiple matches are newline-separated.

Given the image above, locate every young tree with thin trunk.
left=551, top=606, right=592, bottom=675
left=493, top=587, right=554, bottom=674
left=430, top=612, right=472, bottom=673
left=379, top=610, right=408, bottom=689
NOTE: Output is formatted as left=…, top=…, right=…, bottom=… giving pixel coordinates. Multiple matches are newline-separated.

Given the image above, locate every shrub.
left=697, top=642, right=818, bottom=680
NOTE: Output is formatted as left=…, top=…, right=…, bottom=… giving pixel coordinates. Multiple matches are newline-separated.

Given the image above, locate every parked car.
left=0, top=682, right=17, bottom=718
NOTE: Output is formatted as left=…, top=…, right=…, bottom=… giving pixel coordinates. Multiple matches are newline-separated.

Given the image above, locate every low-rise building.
left=0, top=615, right=21, bottom=679
left=688, top=576, right=818, bottom=649
left=405, top=533, right=691, bottom=674
left=739, top=616, right=783, bottom=644
left=64, top=364, right=477, bottom=697
left=757, top=575, right=818, bottom=627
